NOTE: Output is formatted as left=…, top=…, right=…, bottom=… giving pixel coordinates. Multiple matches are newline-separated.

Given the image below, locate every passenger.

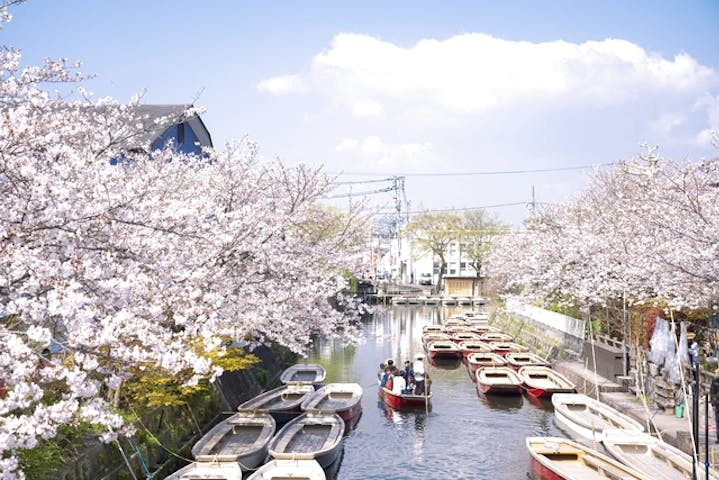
left=377, top=362, right=386, bottom=382
left=384, top=366, right=394, bottom=391
left=392, top=367, right=407, bottom=395
left=403, top=360, right=412, bottom=382
left=413, top=354, right=426, bottom=395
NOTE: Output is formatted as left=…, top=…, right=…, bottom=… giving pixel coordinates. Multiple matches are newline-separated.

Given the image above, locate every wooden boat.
left=519, top=366, right=576, bottom=398
left=464, top=311, right=489, bottom=321
left=472, top=297, right=487, bottom=306
left=476, top=366, right=523, bottom=395
left=422, top=324, right=445, bottom=334
left=300, top=382, right=363, bottom=432
left=239, top=384, right=315, bottom=425
left=479, top=332, right=513, bottom=343
left=552, top=393, right=644, bottom=442
left=280, top=363, right=327, bottom=388
left=505, top=352, right=550, bottom=371
left=458, top=340, right=493, bottom=357
left=165, top=461, right=244, bottom=480
left=422, top=332, right=452, bottom=349
left=245, top=459, right=326, bottom=480
left=456, top=297, right=472, bottom=305
left=602, top=429, right=714, bottom=480
left=391, top=295, right=407, bottom=304
left=441, top=297, right=457, bottom=306
left=425, top=340, right=462, bottom=360
left=450, top=332, right=483, bottom=344
left=443, top=318, right=468, bottom=327
left=526, top=436, right=651, bottom=480
left=267, top=412, right=344, bottom=468
left=424, top=297, right=441, bottom=305
left=191, top=410, right=275, bottom=470
left=488, top=341, right=530, bottom=356
left=379, top=386, right=431, bottom=410
left=466, top=352, right=507, bottom=375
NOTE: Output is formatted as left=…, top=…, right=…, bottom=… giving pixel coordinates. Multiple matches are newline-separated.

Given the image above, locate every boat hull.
left=552, top=394, right=644, bottom=443
left=268, top=413, right=344, bottom=468
left=519, top=366, right=576, bottom=398
left=301, top=383, right=363, bottom=433
left=379, top=387, right=431, bottom=410
left=246, top=459, right=326, bottom=480
left=239, top=384, right=315, bottom=425
left=191, top=411, right=276, bottom=470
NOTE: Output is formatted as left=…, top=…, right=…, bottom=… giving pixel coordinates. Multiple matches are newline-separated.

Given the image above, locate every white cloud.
left=256, top=74, right=306, bottom=94
left=259, top=33, right=717, bottom=114
left=334, top=135, right=434, bottom=172
left=351, top=99, right=383, bottom=117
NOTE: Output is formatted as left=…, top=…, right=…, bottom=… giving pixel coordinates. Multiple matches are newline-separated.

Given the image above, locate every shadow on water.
left=305, top=305, right=565, bottom=480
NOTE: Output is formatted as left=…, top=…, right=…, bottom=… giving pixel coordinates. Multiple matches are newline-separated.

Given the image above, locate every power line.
left=331, top=162, right=614, bottom=178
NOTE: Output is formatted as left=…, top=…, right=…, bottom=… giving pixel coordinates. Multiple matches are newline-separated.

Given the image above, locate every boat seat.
left=581, top=453, right=631, bottom=480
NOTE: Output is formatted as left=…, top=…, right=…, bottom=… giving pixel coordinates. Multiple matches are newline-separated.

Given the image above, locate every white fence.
left=506, top=298, right=586, bottom=340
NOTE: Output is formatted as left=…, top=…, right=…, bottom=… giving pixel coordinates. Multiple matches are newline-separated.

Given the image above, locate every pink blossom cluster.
left=0, top=15, right=369, bottom=480
left=487, top=142, right=719, bottom=312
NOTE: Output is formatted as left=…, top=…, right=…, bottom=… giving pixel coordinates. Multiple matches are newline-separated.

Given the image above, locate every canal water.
left=305, top=305, right=565, bottom=480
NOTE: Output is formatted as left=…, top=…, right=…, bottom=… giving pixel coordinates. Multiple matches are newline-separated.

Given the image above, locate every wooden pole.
left=424, top=370, right=428, bottom=413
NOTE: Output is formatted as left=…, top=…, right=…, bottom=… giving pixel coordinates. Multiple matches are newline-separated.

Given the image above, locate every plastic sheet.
left=649, top=317, right=670, bottom=367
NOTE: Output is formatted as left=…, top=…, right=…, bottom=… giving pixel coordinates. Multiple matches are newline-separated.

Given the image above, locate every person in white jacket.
left=413, top=354, right=426, bottom=395
left=391, top=368, right=407, bottom=395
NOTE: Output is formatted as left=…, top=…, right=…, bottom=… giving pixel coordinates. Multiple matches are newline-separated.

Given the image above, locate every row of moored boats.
left=392, top=295, right=486, bottom=306
left=422, top=311, right=576, bottom=397
left=167, top=363, right=360, bottom=480
left=422, top=309, right=712, bottom=480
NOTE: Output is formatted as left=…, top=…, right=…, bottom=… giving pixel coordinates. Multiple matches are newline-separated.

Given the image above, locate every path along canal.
left=304, top=305, right=566, bottom=480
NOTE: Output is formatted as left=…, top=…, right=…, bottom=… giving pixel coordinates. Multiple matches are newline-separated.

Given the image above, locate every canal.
left=305, top=304, right=565, bottom=480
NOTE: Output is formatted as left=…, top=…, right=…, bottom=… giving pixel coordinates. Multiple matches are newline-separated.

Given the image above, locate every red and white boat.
left=519, top=366, right=576, bottom=398
left=488, top=341, right=530, bottom=356
left=458, top=340, right=493, bottom=357
left=450, top=331, right=483, bottom=344
left=476, top=366, right=523, bottom=395
left=422, top=332, right=451, bottom=350
left=505, top=352, right=550, bottom=371
left=422, top=325, right=445, bottom=335
left=379, top=386, right=431, bottom=410
left=300, top=382, right=363, bottom=433
left=526, top=436, right=651, bottom=480
left=466, top=352, right=507, bottom=376
left=425, top=340, right=462, bottom=360
left=479, top=332, right=513, bottom=343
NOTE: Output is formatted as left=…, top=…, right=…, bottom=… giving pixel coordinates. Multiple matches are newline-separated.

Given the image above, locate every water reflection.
left=306, top=305, right=565, bottom=480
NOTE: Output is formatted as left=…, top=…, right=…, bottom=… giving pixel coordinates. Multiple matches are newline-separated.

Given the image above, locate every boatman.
left=413, top=354, right=426, bottom=395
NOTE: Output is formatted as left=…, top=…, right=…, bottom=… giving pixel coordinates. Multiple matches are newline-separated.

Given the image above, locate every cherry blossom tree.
left=0, top=6, right=369, bottom=478
left=487, top=142, right=719, bottom=314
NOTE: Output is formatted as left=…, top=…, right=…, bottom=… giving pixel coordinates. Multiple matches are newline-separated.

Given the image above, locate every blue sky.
left=4, top=0, right=719, bottom=223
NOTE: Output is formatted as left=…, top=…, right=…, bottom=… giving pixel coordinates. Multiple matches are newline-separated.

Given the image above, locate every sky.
left=3, top=0, right=719, bottom=224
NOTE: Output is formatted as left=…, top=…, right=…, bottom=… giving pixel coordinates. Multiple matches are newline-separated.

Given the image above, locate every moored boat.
left=479, top=332, right=513, bottom=343
left=552, top=393, right=644, bottom=443
left=458, top=340, right=493, bottom=357
left=466, top=352, right=507, bottom=376
left=441, top=297, right=457, bottom=306
left=165, top=461, right=244, bottom=480
left=505, top=352, right=550, bottom=371
left=519, top=366, right=576, bottom=398
left=488, top=341, right=530, bottom=356
left=476, top=366, right=523, bottom=395
left=450, top=331, right=483, bottom=343
left=425, top=340, right=462, bottom=360
left=526, top=436, right=651, bottom=480
left=280, top=363, right=327, bottom=389
left=379, top=386, right=431, bottom=410
left=422, top=324, right=445, bottom=334
left=239, top=384, right=315, bottom=425
left=602, top=429, right=714, bottom=480
left=422, top=332, right=452, bottom=350
left=267, top=412, right=345, bottom=468
left=191, top=410, right=275, bottom=470
left=245, top=459, right=326, bottom=480
left=300, top=382, right=363, bottom=432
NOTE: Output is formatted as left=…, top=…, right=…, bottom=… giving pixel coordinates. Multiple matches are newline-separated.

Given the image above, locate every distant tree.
left=460, top=210, right=508, bottom=294
left=405, top=211, right=462, bottom=293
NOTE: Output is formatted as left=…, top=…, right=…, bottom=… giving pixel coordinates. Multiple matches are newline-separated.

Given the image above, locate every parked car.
left=419, top=273, right=433, bottom=285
